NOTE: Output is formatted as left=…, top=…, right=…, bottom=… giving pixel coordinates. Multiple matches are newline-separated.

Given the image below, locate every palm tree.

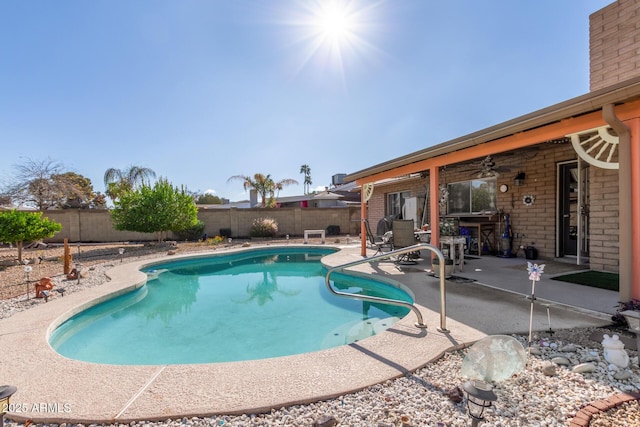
left=228, top=173, right=298, bottom=207
left=104, top=165, right=156, bottom=202
left=300, top=164, right=312, bottom=194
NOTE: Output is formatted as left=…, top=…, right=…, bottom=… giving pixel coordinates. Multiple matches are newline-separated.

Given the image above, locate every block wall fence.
left=41, top=206, right=362, bottom=244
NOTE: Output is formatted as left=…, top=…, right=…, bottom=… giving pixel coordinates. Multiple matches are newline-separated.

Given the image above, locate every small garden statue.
left=526, top=262, right=545, bottom=350
left=602, top=334, right=629, bottom=369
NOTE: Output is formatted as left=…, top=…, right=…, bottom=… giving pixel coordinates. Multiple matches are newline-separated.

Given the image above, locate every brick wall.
left=589, top=167, right=620, bottom=272
left=41, top=207, right=361, bottom=243
left=367, top=177, right=429, bottom=232
left=366, top=144, right=620, bottom=271
left=590, top=0, right=640, bottom=91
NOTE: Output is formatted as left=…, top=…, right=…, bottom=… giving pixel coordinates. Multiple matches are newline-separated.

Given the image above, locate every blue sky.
left=0, top=0, right=612, bottom=201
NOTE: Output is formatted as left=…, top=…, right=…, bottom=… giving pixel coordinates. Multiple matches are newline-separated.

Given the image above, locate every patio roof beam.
left=347, top=77, right=640, bottom=184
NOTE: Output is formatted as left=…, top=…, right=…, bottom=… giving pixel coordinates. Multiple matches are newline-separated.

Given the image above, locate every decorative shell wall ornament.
left=362, top=183, right=374, bottom=202
left=523, top=194, right=535, bottom=206
left=567, top=125, right=619, bottom=170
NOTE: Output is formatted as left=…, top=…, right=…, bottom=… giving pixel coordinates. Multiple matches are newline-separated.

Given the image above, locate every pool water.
left=49, top=248, right=412, bottom=365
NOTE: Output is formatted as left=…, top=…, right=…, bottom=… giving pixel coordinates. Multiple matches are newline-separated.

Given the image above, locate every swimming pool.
left=49, top=247, right=412, bottom=365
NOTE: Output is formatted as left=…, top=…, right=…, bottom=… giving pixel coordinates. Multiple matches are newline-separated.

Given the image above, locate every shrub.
left=174, top=220, right=206, bottom=241
left=250, top=217, right=278, bottom=238
left=206, top=235, right=225, bottom=245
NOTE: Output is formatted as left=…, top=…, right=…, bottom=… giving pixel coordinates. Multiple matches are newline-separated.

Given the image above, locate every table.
left=440, top=236, right=466, bottom=272
left=414, top=230, right=431, bottom=243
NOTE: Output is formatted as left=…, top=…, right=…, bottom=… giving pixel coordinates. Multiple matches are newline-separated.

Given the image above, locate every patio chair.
left=392, top=219, right=419, bottom=264
left=364, top=219, right=393, bottom=256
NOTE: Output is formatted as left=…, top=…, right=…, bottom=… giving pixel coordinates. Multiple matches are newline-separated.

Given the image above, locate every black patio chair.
left=364, top=219, right=393, bottom=256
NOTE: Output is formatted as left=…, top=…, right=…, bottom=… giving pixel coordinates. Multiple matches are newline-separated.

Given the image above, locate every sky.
left=0, top=0, right=613, bottom=202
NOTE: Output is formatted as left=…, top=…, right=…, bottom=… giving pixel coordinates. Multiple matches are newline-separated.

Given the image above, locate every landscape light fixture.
left=23, top=264, right=32, bottom=300
left=462, top=380, right=497, bottom=427
left=0, top=385, right=17, bottom=427
left=620, top=310, right=640, bottom=351
left=118, top=247, right=125, bottom=263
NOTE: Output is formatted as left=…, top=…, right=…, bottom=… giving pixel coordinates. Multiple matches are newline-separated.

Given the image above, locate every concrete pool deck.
left=0, top=245, right=612, bottom=423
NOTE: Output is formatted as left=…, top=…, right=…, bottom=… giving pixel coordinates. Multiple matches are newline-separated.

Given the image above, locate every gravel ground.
left=2, top=241, right=639, bottom=426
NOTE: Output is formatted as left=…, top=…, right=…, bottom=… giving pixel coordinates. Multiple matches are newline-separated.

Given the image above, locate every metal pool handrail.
left=325, top=243, right=449, bottom=332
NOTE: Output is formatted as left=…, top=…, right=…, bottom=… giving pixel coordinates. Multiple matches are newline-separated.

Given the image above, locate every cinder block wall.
left=589, top=167, right=620, bottom=272
left=42, top=207, right=361, bottom=243
left=590, top=0, right=640, bottom=91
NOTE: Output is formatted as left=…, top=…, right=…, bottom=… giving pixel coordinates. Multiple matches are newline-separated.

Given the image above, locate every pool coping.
left=0, top=245, right=487, bottom=423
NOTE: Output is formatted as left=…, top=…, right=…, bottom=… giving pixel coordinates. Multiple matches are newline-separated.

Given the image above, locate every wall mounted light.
left=514, top=172, right=526, bottom=186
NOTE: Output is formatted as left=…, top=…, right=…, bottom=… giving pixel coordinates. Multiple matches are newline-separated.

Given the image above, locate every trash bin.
left=525, top=246, right=538, bottom=260
left=431, top=257, right=454, bottom=278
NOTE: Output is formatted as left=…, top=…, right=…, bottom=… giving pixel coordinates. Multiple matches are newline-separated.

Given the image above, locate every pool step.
left=321, top=316, right=401, bottom=348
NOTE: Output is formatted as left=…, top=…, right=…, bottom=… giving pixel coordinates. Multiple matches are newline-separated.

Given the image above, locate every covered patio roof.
left=345, top=75, right=640, bottom=304
left=345, top=75, right=640, bottom=184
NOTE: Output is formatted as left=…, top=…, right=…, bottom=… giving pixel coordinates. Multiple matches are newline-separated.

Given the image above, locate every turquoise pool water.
left=49, top=247, right=412, bottom=365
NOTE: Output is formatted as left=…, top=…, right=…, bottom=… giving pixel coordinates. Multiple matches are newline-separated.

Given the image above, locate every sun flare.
left=284, top=0, right=384, bottom=78
left=315, top=2, right=354, bottom=42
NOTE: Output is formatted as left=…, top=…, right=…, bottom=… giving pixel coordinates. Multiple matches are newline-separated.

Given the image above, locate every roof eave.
left=345, top=76, right=640, bottom=182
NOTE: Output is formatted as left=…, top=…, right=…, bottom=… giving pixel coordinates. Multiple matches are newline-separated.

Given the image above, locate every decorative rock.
left=560, top=344, right=578, bottom=352
left=445, top=386, right=463, bottom=403
left=541, top=362, right=557, bottom=376
left=572, top=362, right=597, bottom=373
left=613, top=370, right=633, bottom=380
left=551, top=356, right=571, bottom=366
left=529, top=346, right=542, bottom=356
left=313, top=414, right=337, bottom=427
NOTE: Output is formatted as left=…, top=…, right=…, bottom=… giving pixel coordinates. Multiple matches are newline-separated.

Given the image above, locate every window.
left=447, top=178, right=496, bottom=214
left=387, top=191, right=411, bottom=217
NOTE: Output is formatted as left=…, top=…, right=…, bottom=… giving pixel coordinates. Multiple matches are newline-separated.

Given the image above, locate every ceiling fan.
left=469, top=155, right=512, bottom=178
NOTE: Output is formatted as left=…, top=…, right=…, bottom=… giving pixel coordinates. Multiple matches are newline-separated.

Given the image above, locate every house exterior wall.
left=365, top=144, right=620, bottom=271
left=589, top=167, right=620, bottom=272
left=367, top=177, right=429, bottom=233
left=590, top=0, right=640, bottom=91
left=41, top=207, right=361, bottom=243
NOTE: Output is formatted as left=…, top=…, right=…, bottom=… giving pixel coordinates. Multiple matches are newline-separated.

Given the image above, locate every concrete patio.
left=0, top=244, right=613, bottom=423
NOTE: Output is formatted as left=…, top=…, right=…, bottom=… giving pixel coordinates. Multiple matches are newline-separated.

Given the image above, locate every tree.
left=0, top=210, right=62, bottom=263
left=1, top=158, right=101, bottom=209
left=195, top=193, right=222, bottom=205
left=300, top=164, right=312, bottom=194
left=227, top=173, right=298, bottom=208
left=103, top=165, right=156, bottom=202
left=110, top=178, right=198, bottom=241
left=52, top=172, right=95, bottom=208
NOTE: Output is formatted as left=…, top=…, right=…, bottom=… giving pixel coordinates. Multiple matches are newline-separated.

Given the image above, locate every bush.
left=250, top=217, right=278, bottom=238
left=206, top=235, right=225, bottom=245
left=174, top=220, right=206, bottom=241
